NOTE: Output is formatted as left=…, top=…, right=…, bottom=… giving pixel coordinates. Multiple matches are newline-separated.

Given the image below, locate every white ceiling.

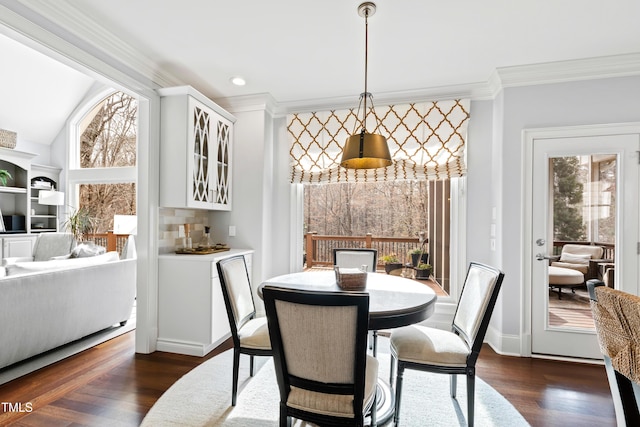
left=1, top=0, right=639, bottom=144
left=0, top=33, right=94, bottom=144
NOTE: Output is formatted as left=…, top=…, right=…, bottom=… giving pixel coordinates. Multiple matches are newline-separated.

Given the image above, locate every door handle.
left=535, top=253, right=553, bottom=261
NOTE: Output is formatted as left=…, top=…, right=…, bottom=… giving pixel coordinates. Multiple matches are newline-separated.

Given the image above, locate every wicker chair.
left=588, top=281, right=640, bottom=426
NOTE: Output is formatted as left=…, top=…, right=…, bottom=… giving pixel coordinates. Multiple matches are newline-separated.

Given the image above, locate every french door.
left=527, top=125, right=640, bottom=359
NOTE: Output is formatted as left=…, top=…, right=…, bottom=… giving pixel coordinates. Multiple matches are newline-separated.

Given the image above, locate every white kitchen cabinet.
left=157, top=249, right=253, bottom=356
left=158, top=86, right=234, bottom=210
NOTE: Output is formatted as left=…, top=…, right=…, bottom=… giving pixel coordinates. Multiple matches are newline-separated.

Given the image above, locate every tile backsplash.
left=158, top=208, right=210, bottom=254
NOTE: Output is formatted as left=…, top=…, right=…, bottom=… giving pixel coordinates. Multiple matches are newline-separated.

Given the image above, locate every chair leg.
left=370, top=387, right=377, bottom=427
left=250, top=354, right=255, bottom=377
left=232, top=348, right=240, bottom=406
left=280, top=404, right=290, bottom=427
left=389, top=353, right=396, bottom=385
left=394, top=362, right=405, bottom=425
left=466, top=371, right=475, bottom=427
left=372, top=330, right=378, bottom=357
left=450, top=373, right=457, bottom=398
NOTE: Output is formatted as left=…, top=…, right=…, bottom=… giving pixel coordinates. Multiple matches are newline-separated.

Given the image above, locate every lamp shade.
left=38, top=190, right=65, bottom=206
left=340, top=131, right=392, bottom=169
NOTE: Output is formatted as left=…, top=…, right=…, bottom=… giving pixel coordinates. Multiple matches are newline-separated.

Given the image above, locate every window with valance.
left=288, top=99, right=470, bottom=184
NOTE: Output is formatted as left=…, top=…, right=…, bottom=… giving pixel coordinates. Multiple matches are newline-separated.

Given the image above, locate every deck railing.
left=84, top=232, right=130, bottom=256
left=304, top=232, right=424, bottom=268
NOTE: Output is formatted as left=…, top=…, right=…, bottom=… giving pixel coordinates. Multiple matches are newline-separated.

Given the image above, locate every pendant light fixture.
left=340, top=2, right=392, bottom=170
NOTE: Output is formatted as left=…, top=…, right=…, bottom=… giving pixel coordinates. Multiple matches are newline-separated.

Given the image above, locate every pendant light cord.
left=362, top=7, right=369, bottom=133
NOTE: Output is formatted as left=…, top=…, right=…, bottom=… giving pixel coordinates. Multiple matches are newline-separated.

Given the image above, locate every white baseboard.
left=156, top=333, right=231, bottom=357
left=484, top=324, right=523, bottom=356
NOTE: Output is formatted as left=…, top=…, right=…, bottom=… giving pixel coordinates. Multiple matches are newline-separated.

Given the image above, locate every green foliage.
left=381, top=253, right=400, bottom=264
left=64, top=206, right=96, bottom=241
left=417, top=263, right=432, bottom=270
left=0, top=169, right=12, bottom=186
left=552, top=157, right=586, bottom=241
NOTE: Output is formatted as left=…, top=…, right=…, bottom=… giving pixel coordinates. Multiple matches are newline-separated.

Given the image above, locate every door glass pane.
left=547, top=155, right=616, bottom=330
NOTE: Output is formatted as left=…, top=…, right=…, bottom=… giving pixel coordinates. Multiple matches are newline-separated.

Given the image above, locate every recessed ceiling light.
left=230, top=76, right=246, bottom=86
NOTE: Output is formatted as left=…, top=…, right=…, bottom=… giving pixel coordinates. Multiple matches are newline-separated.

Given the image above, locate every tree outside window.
left=76, top=91, right=137, bottom=233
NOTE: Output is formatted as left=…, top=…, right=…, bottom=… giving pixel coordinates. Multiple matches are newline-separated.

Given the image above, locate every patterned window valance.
left=288, top=99, right=470, bottom=183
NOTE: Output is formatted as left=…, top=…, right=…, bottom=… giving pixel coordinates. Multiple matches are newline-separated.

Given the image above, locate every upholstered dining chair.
left=217, top=255, right=272, bottom=406
left=333, top=248, right=378, bottom=272
left=389, top=262, right=505, bottom=427
left=262, top=286, right=378, bottom=427
left=587, top=281, right=640, bottom=426
left=333, top=248, right=382, bottom=355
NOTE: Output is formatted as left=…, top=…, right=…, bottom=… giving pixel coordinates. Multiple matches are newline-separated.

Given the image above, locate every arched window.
left=68, top=90, right=137, bottom=235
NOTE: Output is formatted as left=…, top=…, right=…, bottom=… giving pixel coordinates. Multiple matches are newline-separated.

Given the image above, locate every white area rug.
left=142, top=338, right=530, bottom=427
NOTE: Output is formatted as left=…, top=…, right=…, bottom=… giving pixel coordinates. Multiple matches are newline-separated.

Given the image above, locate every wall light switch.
left=228, top=225, right=236, bottom=237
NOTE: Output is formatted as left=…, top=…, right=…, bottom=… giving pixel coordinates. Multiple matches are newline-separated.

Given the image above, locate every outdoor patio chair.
left=588, top=281, right=640, bottom=426
left=550, top=244, right=604, bottom=280
left=389, top=262, right=504, bottom=427
left=263, top=286, right=377, bottom=427
left=217, top=255, right=272, bottom=406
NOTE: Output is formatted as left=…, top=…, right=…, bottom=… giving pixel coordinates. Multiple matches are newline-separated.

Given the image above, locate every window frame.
left=66, top=88, right=137, bottom=222
left=290, top=176, right=466, bottom=311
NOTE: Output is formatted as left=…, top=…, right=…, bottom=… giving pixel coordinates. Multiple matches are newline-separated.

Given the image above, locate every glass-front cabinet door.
left=159, top=86, right=235, bottom=210
left=212, top=116, right=232, bottom=210
left=189, top=99, right=213, bottom=207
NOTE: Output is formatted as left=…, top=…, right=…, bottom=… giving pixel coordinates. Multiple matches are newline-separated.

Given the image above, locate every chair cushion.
left=550, top=261, right=589, bottom=274
left=559, top=252, right=591, bottom=265
left=548, top=266, right=584, bottom=285
left=287, top=355, right=378, bottom=418
left=238, top=317, right=271, bottom=350
left=32, top=233, right=76, bottom=262
left=391, top=325, right=470, bottom=367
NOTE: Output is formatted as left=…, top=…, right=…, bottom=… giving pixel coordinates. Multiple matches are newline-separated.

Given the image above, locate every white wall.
left=487, top=75, right=640, bottom=352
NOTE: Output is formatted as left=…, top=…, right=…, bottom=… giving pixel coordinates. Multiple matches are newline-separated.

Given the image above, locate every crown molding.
left=276, top=81, right=493, bottom=115
left=7, top=1, right=640, bottom=112
left=216, top=93, right=280, bottom=117
left=10, top=0, right=181, bottom=89
left=496, top=53, right=640, bottom=89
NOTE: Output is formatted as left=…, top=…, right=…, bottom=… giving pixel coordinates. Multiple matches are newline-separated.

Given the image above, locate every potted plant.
left=411, top=230, right=431, bottom=279
left=381, top=253, right=403, bottom=274
left=0, top=169, right=12, bottom=186
left=415, top=262, right=432, bottom=279
left=64, top=206, right=96, bottom=242
left=409, top=248, right=429, bottom=267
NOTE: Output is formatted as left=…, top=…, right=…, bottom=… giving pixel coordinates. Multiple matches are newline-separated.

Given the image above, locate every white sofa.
left=0, top=236, right=136, bottom=370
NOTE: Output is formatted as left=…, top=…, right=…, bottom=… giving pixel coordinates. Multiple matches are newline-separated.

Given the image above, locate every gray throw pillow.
left=70, top=242, right=106, bottom=258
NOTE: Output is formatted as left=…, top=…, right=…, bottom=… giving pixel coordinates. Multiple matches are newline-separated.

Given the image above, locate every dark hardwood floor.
left=0, top=331, right=615, bottom=426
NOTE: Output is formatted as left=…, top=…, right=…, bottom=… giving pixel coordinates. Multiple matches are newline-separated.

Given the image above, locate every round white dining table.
left=259, top=270, right=438, bottom=330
